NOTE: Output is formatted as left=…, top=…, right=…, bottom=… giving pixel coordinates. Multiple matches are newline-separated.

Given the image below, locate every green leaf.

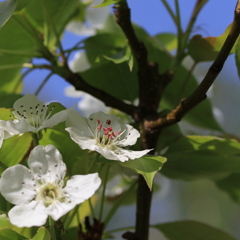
left=84, top=33, right=127, bottom=66
left=0, top=0, right=17, bottom=28
left=119, top=155, right=167, bottom=190
left=156, top=119, right=183, bottom=152
left=92, top=0, right=119, bottom=8
left=161, top=65, right=222, bottom=131
left=0, top=108, right=12, bottom=120
left=81, top=62, right=138, bottom=102
left=103, top=45, right=134, bottom=71
left=153, top=220, right=236, bottom=240
left=22, top=0, right=79, bottom=49
left=153, top=33, right=177, bottom=52
left=32, top=227, right=51, bottom=240
left=235, top=38, right=240, bottom=78
left=0, top=214, right=12, bottom=229
left=0, top=133, right=32, bottom=172
left=215, top=173, right=240, bottom=204
left=0, top=228, right=28, bottom=240
left=205, top=24, right=235, bottom=53
left=0, top=93, right=22, bottom=108
left=188, top=34, right=219, bottom=62
left=162, top=135, right=240, bottom=180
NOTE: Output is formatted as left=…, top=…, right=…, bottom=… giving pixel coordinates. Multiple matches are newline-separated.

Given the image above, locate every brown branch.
left=52, top=63, right=137, bottom=117
left=113, top=2, right=172, bottom=240
left=145, top=0, right=240, bottom=131
left=113, top=1, right=172, bottom=116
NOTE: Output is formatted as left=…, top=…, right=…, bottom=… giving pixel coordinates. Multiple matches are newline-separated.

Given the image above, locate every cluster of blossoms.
left=0, top=94, right=150, bottom=228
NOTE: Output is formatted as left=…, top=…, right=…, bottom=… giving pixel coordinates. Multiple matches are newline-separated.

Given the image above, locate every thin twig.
left=35, top=72, right=53, bottom=96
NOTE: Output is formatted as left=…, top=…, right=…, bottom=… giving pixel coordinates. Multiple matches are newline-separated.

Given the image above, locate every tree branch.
left=145, top=0, right=240, bottom=131
left=53, top=63, right=137, bottom=117
left=113, top=1, right=172, bottom=116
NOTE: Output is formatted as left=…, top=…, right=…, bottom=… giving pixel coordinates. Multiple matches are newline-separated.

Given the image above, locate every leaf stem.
left=31, top=133, right=39, bottom=146
left=39, top=0, right=66, bottom=63
left=99, top=165, right=110, bottom=221
left=49, top=217, right=57, bottom=240
left=160, top=0, right=177, bottom=25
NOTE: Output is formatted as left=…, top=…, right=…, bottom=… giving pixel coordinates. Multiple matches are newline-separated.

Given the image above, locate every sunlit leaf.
left=205, top=24, right=235, bottom=53
left=91, top=0, right=119, bottom=8
left=119, top=155, right=167, bottom=190
left=0, top=133, right=32, bottom=172
left=32, top=227, right=51, bottom=240
left=103, top=45, right=134, bottom=71
left=0, top=228, right=28, bottom=240
left=0, top=214, right=11, bottom=229
left=0, top=0, right=17, bottom=28
left=153, top=33, right=177, bottom=52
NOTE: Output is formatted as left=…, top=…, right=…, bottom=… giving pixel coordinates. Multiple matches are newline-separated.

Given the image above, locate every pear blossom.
left=66, top=111, right=151, bottom=162
left=69, top=51, right=91, bottom=73
left=0, top=94, right=72, bottom=140
left=0, top=145, right=101, bottom=227
left=67, top=0, right=110, bottom=36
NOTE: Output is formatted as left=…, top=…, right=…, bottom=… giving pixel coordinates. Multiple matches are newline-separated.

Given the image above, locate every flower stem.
left=49, top=217, right=57, bottom=240
left=87, top=153, right=100, bottom=173
left=88, top=198, right=95, bottom=218
left=99, top=165, right=110, bottom=221
left=31, top=133, right=39, bottom=146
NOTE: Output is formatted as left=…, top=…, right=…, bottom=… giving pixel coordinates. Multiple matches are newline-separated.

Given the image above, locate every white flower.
left=67, top=0, right=110, bottom=36
left=65, top=111, right=151, bottom=162
left=0, top=94, right=72, bottom=139
left=69, top=51, right=91, bottom=73
left=0, top=145, right=101, bottom=227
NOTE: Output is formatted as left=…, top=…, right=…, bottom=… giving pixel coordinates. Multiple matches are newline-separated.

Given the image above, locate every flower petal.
left=28, top=145, right=66, bottom=183
left=86, top=5, right=110, bottom=29
left=8, top=201, right=48, bottom=227
left=78, top=95, right=109, bottom=117
left=118, top=124, right=140, bottom=147
left=66, top=127, right=97, bottom=150
left=13, top=94, right=40, bottom=110
left=93, top=146, right=152, bottom=162
left=66, top=110, right=92, bottom=137
left=0, top=127, right=4, bottom=147
left=67, top=21, right=96, bottom=36
left=65, top=85, right=85, bottom=98
left=0, top=165, right=36, bottom=205
left=115, top=148, right=152, bottom=162
left=69, top=51, right=91, bottom=73
left=46, top=201, right=76, bottom=221
left=41, top=108, right=73, bottom=130
left=3, top=119, right=36, bottom=135
left=64, top=173, right=101, bottom=204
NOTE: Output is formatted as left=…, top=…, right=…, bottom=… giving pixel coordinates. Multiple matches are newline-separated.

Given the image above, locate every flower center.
left=12, top=103, right=54, bottom=130
left=36, top=182, right=66, bottom=207
left=90, top=118, right=122, bottom=147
